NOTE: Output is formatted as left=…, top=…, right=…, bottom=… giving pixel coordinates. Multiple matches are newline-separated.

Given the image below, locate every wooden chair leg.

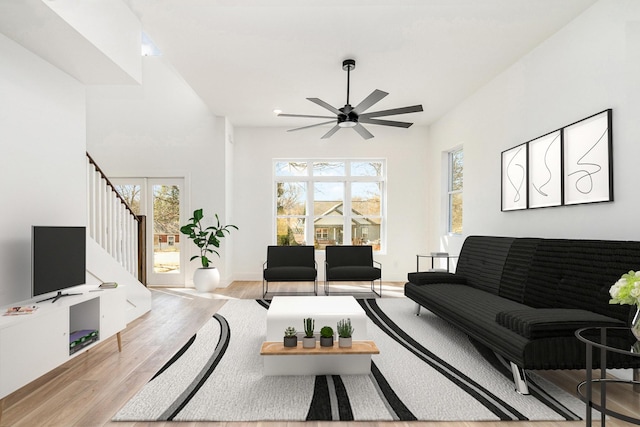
left=116, top=331, right=122, bottom=352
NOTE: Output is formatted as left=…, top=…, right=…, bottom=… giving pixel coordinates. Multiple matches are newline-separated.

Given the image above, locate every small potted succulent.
left=302, top=318, right=316, bottom=348
left=337, top=318, right=354, bottom=348
left=320, top=326, right=334, bottom=347
left=284, top=326, right=298, bottom=348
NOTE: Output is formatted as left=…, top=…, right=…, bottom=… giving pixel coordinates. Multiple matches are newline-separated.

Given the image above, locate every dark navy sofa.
left=405, top=236, right=640, bottom=394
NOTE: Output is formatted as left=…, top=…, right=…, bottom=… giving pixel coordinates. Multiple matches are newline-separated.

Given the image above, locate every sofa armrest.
left=407, top=271, right=467, bottom=286
left=496, top=308, right=625, bottom=339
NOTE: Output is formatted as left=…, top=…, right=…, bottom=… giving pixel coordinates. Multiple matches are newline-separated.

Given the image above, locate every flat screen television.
left=32, top=226, right=86, bottom=303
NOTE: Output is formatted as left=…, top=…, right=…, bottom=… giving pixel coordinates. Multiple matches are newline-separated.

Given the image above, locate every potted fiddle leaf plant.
left=337, top=318, right=354, bottom=348
left=284, top=327, right=298, bottom=348
left=320, top=326, right=334, bottom=347
left=302, top=318, right=316, bottom=348
left=180, top=208, right=238, bottom=292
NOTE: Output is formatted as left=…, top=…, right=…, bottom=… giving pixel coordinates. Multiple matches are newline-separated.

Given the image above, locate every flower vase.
left=632, top=306, right=640, bottom=341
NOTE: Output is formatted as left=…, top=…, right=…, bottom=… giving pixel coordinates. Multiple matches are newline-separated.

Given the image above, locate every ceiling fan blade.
left=278, top=113, right=336, bottom=119
left=321, top=125, right=341, bottom=139
left=353, top=123, right=374, bottom=140
left=307, top=98, right=342, bottom=115
left=359, top=104, right=424, bottom=118
left=287, top=120, right=336, bottom=132
left=358, top=117, right=413, bottom=128
left=353, top=89, right=388, bottom=115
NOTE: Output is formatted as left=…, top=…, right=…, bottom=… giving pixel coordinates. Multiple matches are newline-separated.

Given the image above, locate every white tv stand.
left=0, top=284, right=126, bottom=401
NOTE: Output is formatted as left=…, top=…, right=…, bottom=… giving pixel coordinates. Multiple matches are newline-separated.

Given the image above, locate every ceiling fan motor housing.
left=338, top=104, right=358, bottom=127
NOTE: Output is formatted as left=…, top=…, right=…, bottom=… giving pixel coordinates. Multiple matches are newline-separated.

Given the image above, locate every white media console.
left=0, top=284, right=126, bottom=400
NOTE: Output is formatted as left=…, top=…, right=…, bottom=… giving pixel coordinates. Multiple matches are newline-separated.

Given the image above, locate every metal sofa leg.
left=414, top=303, right=421, bottom=316
left=510, top=362, right=530, bottom=395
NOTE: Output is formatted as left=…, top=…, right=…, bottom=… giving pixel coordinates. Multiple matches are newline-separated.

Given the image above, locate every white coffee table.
left=262, top=296, right=375, bottom=375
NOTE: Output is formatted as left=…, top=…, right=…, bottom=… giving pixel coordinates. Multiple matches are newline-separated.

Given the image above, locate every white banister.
left=86, top=155, right=140, bottom=278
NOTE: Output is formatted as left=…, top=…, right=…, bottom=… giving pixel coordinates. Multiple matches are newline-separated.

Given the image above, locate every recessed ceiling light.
left=273, top=109, right=282, bottom=115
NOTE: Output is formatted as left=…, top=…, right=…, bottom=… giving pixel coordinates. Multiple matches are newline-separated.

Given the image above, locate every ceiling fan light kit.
left=278, top=59, right=423, bottom=139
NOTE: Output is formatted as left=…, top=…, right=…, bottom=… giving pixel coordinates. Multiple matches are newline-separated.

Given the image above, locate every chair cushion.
left=264, top=266, right=316, bottom=282
left=327, top=266, right=381, bottom=281
left=496, top=308, right=625, bottom=339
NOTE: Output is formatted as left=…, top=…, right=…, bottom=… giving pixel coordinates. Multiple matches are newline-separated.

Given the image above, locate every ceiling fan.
left=278, top=59, right=424, bottom=140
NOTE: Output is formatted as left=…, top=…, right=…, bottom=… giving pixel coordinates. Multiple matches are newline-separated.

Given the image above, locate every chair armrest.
left=374, top=260, right=381, bottom=268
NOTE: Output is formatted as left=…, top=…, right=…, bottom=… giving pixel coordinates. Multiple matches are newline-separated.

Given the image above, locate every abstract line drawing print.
left=563, top=110, right=612, bottom=205
left=528, top=131, right=561, bottom=208
left=501, top=144, right=527, bottom=211
left=507, top=147, right=525, bottom=203
left=567, top=127, right=606, bottom=194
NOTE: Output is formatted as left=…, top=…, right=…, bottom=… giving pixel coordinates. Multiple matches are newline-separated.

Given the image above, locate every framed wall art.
left=528, top=130, right=562, bottom=208
left=501, top=143, right=528, bottom=211
left=562, top=109, right=613, bottom=205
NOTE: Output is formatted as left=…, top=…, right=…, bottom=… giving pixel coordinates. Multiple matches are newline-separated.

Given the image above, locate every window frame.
left=447, top=148, right=463, bottom=235
left=274, top=159, right=386, bottom=253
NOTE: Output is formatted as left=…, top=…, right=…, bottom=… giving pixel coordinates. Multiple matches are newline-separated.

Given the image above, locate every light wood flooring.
left=1, top=281, right=638, bottom=427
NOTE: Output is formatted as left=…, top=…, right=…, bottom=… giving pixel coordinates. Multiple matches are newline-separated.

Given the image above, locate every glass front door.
left=113, top=177, right=186, bottom=286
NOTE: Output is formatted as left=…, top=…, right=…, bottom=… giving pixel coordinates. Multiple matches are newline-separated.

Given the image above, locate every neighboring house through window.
left=448, top=148, right=463, bottom=234
left=275, top=160, right=385, bottom=251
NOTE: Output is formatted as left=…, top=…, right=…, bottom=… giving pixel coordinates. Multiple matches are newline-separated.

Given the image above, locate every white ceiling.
left=124, top=0, right=598, bottom=130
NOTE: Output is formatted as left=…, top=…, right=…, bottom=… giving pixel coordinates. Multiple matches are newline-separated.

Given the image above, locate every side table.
left=416, top=252, right=458, bottom=272
left=575, top=327, right=640, bottom=426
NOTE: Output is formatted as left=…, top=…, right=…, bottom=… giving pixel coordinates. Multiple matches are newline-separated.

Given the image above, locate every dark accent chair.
left=262, top=245, right=317, bottom=297
left=324, top=245, right=382, bottom=297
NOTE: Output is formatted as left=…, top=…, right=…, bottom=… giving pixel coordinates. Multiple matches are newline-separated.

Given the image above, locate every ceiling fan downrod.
left=342, top=59, right=355, bottom=107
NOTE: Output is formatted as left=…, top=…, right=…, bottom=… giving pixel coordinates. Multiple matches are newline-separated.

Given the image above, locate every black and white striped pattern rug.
left=113, top=298, right=586, bottom=422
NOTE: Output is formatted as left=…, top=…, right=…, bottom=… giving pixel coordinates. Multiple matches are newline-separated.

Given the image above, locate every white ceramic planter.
left=339, top=337, right=352, bottom=348
left=193, top=267, right=220, bottom=292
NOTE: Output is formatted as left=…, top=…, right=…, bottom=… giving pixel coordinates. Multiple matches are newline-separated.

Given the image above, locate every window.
left=275, top=159, right=385, bottom=251
left=448, top=149, right=463, bottom=234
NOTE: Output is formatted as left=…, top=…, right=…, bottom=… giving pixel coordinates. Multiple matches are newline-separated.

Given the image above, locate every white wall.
left=232, top=125, right=429, bottom=282
left=426, top=0, right=640, bottom=255
left=86, top=57, right=233, bottom=286
left=0, top=33, right=87, bottom=306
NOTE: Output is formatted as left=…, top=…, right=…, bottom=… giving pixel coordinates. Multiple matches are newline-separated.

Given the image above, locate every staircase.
left=85, top=153, right=151, bottom=323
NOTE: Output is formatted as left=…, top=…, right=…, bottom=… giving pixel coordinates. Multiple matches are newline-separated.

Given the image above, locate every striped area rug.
left=113, top=298, right=586, bottom=422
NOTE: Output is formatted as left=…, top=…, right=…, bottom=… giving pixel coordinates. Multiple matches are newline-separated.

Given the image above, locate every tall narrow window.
left=448, top=149, right=463, bottom=234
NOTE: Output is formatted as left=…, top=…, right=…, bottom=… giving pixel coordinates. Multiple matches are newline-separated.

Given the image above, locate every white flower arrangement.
left=609, top=270, right=640, bottom=306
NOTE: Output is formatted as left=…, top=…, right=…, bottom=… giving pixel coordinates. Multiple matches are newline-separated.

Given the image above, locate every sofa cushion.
left=498, top=238, right=540, bottom=303
left=496, top=308, right=625, bottom=339
left=455, top=236, right=514, bottom=295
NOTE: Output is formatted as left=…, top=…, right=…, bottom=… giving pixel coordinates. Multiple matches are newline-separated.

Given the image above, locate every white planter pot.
left=193, top=267, right=220, bottom=292
left=339, top=337, right=352, bottom=348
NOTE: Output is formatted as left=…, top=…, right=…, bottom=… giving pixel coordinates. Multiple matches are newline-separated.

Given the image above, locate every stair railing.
left=86, top=152, right=146, bottom=284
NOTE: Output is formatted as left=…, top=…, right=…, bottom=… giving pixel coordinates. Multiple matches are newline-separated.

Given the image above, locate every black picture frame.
left=501, top=143, right=528, bottom=211
left=562, top=109, right=613, bottom=205
left=528, top=130, right=562, bottom=209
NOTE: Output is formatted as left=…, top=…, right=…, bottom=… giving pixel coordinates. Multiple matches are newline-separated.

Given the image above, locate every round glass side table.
left=575, top=327, right=640, bottom=426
